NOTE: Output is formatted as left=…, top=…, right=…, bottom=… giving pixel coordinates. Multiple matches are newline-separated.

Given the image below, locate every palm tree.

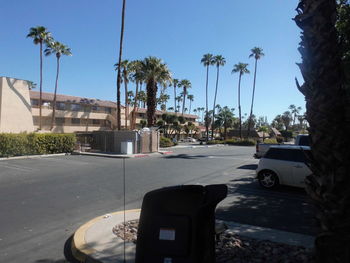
left=211, top=55, right=226, bottom=139
left=44, top=41, right=72, bottom=130
left=232, top=63, right=250, bottom=140
left=179, top=79, right=191, bottom=116
left=187, top=94, right=194, bottom=114
left=129, top=60, right=143, bottom=129
left=27, top=26, right=52, bottom=130
left=140, top=57, right=172, bottom=127
left=116, top=0, right=127, bottom=130
left=172, top=79, right=179, bottom=112
left=288, top=104, right=303, bottom=127
left=247, top=47, right=264, bottom=138
left=216, top=106, right=235, bottom=140
left=295, top=1, right=350, bottom=261
left=137, top=91, right=147, bottom=108
left=176, top=96, right=183, bottom=112
left=115, top=60, right=131, bottom=129
left=201, top=53, right=215, bottom=141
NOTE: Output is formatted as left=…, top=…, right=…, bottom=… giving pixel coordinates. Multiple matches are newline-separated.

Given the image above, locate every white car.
left=256, top=145, right=311, bottom=189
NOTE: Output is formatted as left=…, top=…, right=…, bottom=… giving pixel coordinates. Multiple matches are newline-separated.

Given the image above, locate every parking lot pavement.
left=216, top=167, right=318, bottom=236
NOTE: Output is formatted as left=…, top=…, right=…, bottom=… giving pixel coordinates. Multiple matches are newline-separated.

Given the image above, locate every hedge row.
left=207, top=138, right=256, bottom=146
left=0, top=133, right=76, bottom=157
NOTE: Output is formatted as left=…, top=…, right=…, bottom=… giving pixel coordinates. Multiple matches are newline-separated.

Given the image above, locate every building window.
left=105, top=107, right=112, bottom=114
left=42, top=101, right=51, bottom=107
left=55, top=117, right=65, bottom=125
left=92, top=106, right=103, bottom=112
left=31, top=99, right=39, bottom=106
left=71, top=104, right=81, bottom=111
left=92, top=119, right=101, bottom=125
left=71, top=118, right=80, bottom=125
left=56, top=102, right=66, bottom=110
left=84, top=106, right=91, bottom=112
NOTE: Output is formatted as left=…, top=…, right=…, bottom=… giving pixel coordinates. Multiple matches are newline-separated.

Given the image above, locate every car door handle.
left=294, top=165, right=303, bottom=168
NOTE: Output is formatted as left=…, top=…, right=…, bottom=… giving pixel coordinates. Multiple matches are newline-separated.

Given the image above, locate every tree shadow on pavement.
left=216, top=176, right=319, bottom=236
left=163, top=154, right=209, bottom=159
left=237, top=164, right=258, bottom=170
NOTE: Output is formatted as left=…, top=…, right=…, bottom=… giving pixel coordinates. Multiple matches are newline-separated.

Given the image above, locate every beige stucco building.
left=0, top=76, right=198, bottom=134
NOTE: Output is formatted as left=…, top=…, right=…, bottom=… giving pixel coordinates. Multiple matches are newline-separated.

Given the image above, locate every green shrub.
left=276, top=136, right=284, bottom=143
left=207, top=140, right=224, bottom=145
left=263, top=138, right=278, bottom=144
left=225, top=138, right=256, bottom=146
left=160, top=137, right=174, bottom=147
left=0, top=133, right=76, bottom=157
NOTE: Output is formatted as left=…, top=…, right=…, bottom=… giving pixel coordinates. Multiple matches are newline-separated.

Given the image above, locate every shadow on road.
left=237, top=164, right=258, bottom=170
left=163, top=154, right=208, bottom=159
left=216, top=176, right=319, bottom=236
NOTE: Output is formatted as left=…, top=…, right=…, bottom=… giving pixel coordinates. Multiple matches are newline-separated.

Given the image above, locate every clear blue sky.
left=0, top=0, right=305, bottom=122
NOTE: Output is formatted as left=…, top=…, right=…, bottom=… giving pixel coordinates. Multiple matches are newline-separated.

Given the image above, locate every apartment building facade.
left=0, top=76, right=198, bottom=133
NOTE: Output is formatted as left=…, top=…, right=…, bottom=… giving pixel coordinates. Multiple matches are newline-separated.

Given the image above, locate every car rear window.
left=264, top=148, right=311, bottom=163
left=298, top=136, right=310, bottom=146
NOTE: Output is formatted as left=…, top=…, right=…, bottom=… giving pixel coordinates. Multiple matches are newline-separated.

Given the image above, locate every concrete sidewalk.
left=71, top=209, right=314, bottom=263
left=73, top=150, right=173, bottom=159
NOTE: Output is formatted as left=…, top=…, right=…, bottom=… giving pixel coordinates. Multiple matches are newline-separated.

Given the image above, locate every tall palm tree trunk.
left=238, top=73, right=242, bottom=140
left=50, top=56, right=60, bottom=130
left=146, top=80, right=157, bottom=126
left=205, top=65, right=210, bottom=141
left=124, top=72, right=128, bottom=129
left=182, top=89, right=186, bottom=115
left=189, top=101, right=192, bottom=114
left=295, top=0, right=350, bottom=262
left=116, top=0, right=126, bottom=130
left=174, top=86, right=177, bottom=112
left=39, top=42, right=43, bottom=130
left=247, top=58, right=258, bottom=138
left=131, top=81, right=139, bottom=129
left=212, top=66, right=220, bottom=139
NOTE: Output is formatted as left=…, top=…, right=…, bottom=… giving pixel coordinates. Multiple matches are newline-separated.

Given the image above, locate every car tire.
left=258, top=170, right=279, bottom=189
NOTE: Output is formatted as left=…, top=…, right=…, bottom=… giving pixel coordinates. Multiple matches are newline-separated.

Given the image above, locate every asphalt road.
left=0, top=145, right=317, bottom=263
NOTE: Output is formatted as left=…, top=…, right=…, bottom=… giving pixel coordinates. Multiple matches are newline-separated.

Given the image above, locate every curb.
left=71, top=209, right=314, bottom=263
left=0, top=153, right=70, bottom=161
left=72, top=209, right=141, bottom=263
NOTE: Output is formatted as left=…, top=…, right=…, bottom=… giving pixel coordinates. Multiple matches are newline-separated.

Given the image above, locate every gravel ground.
left=113, top=220, right=314, bottom=263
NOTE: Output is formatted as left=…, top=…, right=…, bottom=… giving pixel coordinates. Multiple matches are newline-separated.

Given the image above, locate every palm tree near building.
left=168, top=107, right=174, bottom=111
left=176, top=96, right=183, bottom=112
left=288, top=104, right=302, bottom=127
left=211, top=55, right=226, bottom=140
left=201, top=53, right=215, bottom=141
left=172, top=79, right=179, bottom=112
left=179, top=79, right=191, bottom=116
left=232, top=62, right=250, bottom=140
left=27, top=81, right=37, bottom=90
left=187, top=94, right=194, bottom=114
left=44, top=40, right=72, bottom=130
left=27, top=26, right=52, bottom=130
left=295, top=0, right=350, bottom=261
left=115, top=60, right=131, bottom=129
left=140, top=56, right=172, bottom=127
left=281, top=111, right=292, bottom=130
left=216, top=106, right=235, bottom=140
left=129, top=60, right=144, bottom=129
left=137, top=90, right=147, bottom=108
left=115, top=0, right=127, bottom=130
left=247, top=47, right=264, bottom=138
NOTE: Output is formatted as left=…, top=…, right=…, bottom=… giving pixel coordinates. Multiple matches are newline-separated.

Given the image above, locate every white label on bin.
left=164, top=258, right=172, bottom=263
left=159, top=228, right=175, bottom=241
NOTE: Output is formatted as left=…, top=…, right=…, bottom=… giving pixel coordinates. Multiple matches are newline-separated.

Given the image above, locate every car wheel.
left=258, top=170, right=279, bottom=189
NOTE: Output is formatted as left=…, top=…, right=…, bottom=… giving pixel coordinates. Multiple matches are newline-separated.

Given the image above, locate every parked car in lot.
left=254, top=134, right=310, bottom=158
left=181, top=137, right=197, bottom=142
left=256, top=145, right=311, bottom=189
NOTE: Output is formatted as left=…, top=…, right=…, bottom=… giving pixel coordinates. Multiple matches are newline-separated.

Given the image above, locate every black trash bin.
left=135, top=184, right=227, bottom=263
